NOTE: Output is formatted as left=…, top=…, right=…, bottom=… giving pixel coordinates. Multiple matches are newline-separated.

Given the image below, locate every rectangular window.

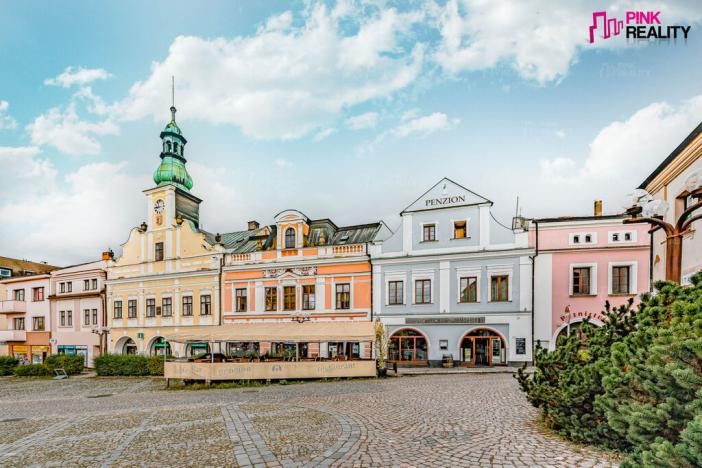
left=302, top=285, right=315, bottom=310
left=283, top=286, right=296, bottom=311
left=92, top=309, right=98, bottom=325
left=66, top=310, right=72, bottom=326
left=491, top=275, right=509, bottom=302
left=84, top=279, right=90, bottom=290
left=182, top=296, right=193, bottom=316
left=612, top=266, right=631, bottom=294
left=32, top=316, right=45, bottom=331
left=235, top=288, right=247, bottom=312
left=155, top=242, right=164, bottom=261
left=265, top=287, right=277, bottom=311
left=92, top=278, right=98, bottom=290
left=32, top=287, right=44, bottom=302
left=14, top=317, right=25, bottom=330
left=146, top=298, right=156, bottom=317
left=414, top=279, right=431, bottom=304
left=422, top=224, right=436, bottom=242
left=459, top=277, right=478, bottom=303
left=128, top=300, right=137, bottom=318
left=60, top=282, right=65, bottom=293
left=13, top=289, right=25, bottom=301
left=59, top=311, right=65, bottom=327
left=114, top=300, right=123, bottom=319
left=453, top=221, right=467, bottom=239
left=67, top=282, right=72, bottom=293
left=200, top=295, right=211, bottom=315
left=84, top=309, right=91, bottom=326
left=388, top=281, right=404, bottom=305
left=572, top=267, right=591, bottom=295
left=162, top=297, right=172, bottom=317
left=335, top=283, right=351, bottom=309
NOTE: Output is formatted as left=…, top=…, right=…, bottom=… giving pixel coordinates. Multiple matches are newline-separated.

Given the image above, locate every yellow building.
left=106, top=105, right=252, bottom=357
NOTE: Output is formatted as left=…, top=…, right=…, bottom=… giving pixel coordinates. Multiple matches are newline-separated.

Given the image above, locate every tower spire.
left=170, top=75, right=176, bottom=122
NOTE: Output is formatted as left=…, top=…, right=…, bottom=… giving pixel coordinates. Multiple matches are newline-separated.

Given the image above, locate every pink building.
left=531, top=207, right=650, bottom=350
left=50, top=260, right=108, bottom=367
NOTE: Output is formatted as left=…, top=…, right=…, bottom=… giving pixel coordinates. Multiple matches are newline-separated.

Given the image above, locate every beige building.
left=640, top=122, right=702, bottom=284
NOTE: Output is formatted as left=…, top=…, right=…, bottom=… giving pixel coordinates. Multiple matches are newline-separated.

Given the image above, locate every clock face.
left=154, top=199, right=165, bottom=214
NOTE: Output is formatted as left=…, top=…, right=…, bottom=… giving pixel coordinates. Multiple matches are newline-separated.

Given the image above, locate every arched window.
left=284, top=227, right=296, bottom=249
left=459, top=328, right=506, bottom=366
left=388, top=329, right=428, bottom=362
left=173, top=142, right=179, bottom=154
left=166, top=141, right=172, bottom=152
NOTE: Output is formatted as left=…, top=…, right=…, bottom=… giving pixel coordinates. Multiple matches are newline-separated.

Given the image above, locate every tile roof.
left=0, top=256, right=61, bottom=277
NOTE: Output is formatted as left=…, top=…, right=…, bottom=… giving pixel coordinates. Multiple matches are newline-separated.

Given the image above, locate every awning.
left=162, top=320, right=375, bottom=343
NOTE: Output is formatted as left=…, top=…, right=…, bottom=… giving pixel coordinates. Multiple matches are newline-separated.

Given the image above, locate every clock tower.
left=144, top=104, right=201, bottom=231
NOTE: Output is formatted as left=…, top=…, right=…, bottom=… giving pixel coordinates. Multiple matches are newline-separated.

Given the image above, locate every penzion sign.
left=425, top=195, right=466, bottom=207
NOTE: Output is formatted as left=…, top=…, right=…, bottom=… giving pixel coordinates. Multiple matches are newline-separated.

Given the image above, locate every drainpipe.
left=218, top=255, right=224, bottom=327
left=530, top=220, right=539, bottom=362
left=649, top=231, right=654, bottom=291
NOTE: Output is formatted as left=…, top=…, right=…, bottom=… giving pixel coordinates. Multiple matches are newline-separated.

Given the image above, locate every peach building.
left=221, top=210, right=390, bottom=359
left=531, top=205, right=650, bottom=350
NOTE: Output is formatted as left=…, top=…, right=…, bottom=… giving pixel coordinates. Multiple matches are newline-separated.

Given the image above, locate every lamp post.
left=624, top=169, right=702, bottom=283
left=91, top=327, right=110, bottom=355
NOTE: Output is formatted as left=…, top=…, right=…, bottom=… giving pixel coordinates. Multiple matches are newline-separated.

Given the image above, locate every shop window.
left=572, top=267, right=591, bottom=295
left=422, top=224, right=436, bottom=242
left=200, top=295, right=212, bottom=315
left=302, top=285, right=315, bottom=310
left=162, top=297, right=172, bottom=316
left=335, top=283, right=350, bottom=309
left=182, top=296, right=193, bottom=316
left=235, top=288, right=247, bottom=312
left=32, top=287, right=44, bottom=301
left=414, top=279, right=431, bottom=304
left=113, top=300, right=123, bottom=319
left=459, top=277, right=477, bottom=303
left=612, top=266, right=631, bottom=294
left=388, top=329, right=428, bottom=362
left=146, top=298, right=156, bottom=317
left=453, top=221, right=467, bottom=239
left=283, top=286, right=296, bottom=311
left=155, top=242, right=164, bottom=261
left=13, top=289, right=24, bottom=301
left=32, top=316, right=45, bottom=331
left=490, top=275, right=509, bottom=302
left=284, top=227, right=296, bottom=249
left=265, top=287, right=277, bottom=311
left=128, top=299, right=138, bottom=318
left=388, top=280, right=404, bottom=305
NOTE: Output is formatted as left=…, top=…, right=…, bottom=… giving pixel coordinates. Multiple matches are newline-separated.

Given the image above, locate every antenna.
left=171, top=76, right=175, bottom=108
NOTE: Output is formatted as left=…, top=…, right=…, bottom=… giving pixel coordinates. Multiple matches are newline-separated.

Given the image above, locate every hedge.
left=94, top=354, right=167, bottom=376
left=45, top=354, right=85, bottom=375
left=0, top=356, right=19, bottom=376
left=14, top=363, right=51, bottom=376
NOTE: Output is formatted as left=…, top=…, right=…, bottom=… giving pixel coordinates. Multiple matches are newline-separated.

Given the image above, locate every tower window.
left=284, top=227, right=296, bottom=249
left=166, top=141, right=172, bottom=152
left=173, top=142, right=179, bottom=154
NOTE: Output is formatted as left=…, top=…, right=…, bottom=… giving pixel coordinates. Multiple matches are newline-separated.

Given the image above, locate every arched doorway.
left=459, top=328, right=506, bottom=366
left=552, top=319, right=603, bottom=350
left=388, top=328, right=428, bottom=364
left=185, top=342, right=210, bottom=357
left=148, top=337, right=171, bottom=356
left=115, top=336, right=138, bottom=355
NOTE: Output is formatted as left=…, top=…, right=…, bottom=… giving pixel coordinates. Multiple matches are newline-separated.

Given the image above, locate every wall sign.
left=424, top=195, right=466, bottom=208
left=406, top=316, right=485, bottom=325
left=516, top=338, right=526, bottom=355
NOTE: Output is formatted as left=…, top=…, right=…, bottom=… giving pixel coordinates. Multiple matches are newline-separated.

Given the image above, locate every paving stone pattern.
left=0, top=374, right=618, bottom=467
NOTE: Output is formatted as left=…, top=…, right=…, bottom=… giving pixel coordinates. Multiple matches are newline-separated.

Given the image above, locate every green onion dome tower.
left=153, top=105, right=193, bottom=191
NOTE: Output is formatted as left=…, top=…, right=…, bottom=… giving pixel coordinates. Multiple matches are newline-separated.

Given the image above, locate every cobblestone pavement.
left=0, top=375, right=617, bottom=467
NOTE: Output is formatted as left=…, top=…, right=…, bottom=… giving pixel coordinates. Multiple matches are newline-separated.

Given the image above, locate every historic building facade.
left=370, top=178, right=534, bottom=367
left=531, top=206, right=650, bottom=350
left=106, top=105, right=234, bottom=357
left=221, top=211, right=388, bottom=359
left=638, top=122, right=702, bottom=285
left=49, top=259, right=108, bottom=367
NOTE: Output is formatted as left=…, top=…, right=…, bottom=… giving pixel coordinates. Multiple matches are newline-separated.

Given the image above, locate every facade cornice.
left=224, top=255, right=370, bottom=272
left=106, top=269, right=218, bottom=285
left=371, top=247, right=534, bottom=264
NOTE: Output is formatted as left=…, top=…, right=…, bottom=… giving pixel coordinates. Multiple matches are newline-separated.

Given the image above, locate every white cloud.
left=555, top=130, right=566, bottom=140
left=0, top=100, right=17, bottom=129
left=0, top=147, right=56, bottom=198
left=275, top=159, right=293, bottom=168
left=44, top=66, right=112, bottom=88
left=346, top=112, right=379, bottom=130
left=391, top=112, right=459, bottom=137
left=433, top=0, right=702, bottom=84
left=26, top=103, right=119, bottom=156
left=115, top=4, right=424, bottom=140
left=313, top=127, right=336, bottom=141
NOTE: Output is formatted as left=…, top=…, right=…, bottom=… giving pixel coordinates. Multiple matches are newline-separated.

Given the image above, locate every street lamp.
left=624, top=169, right=702, bottom=283
left=91, top=327, right=110, bottom=355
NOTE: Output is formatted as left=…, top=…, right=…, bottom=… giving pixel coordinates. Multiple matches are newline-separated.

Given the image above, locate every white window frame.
left=608, top=230, right=637, bottom=244
left=569, top=232, right=597, bottom=246
left=450, top=218, right=471, bottom=240
left=411, top=270, right=435, bottom=304
left=385, top=273, right=406, bottom=306
left=456, top=267, right=481, bottom=303
left=420, top=222, right=439, bottom=242
left=569, top=263, right=598, bottom=296
left=487, top=265, right=513, bottom=302
left=608, top=262, right=637, bottom=295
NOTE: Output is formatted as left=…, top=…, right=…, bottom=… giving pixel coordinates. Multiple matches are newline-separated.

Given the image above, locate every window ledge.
left=609, top=293, right=635, bottom=297
left=450, top=237, right=471, bottom=241
left=569, top=294, right=597, bottom=298
left=458, top=301, right=480, bottom=304
left=387, top=303, right=405, bottom=306
left=419, top=240, right=438, bottom=243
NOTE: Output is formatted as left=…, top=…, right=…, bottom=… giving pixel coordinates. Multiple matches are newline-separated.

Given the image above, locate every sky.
left=1, top=0, right=702, bottom=266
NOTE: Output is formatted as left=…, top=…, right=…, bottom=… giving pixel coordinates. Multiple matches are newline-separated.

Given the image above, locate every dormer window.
left=339, top=235, right=349, bottom=244
left=284, top=227, right=296, bottom=249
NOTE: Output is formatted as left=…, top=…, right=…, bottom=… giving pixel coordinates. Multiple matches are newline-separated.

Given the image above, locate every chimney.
left=594, top=200, right=603, bottom=217
left=247, top=220, right=260, bottom=231
left=101, top=249, right=114, bottom=261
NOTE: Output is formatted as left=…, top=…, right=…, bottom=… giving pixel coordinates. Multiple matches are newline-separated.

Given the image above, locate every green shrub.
left=45, top=354, right=84, bottom=375
left=0, top=356, right=19, bottom=376
left=14, top=363, right=50, bottom=376
left=94, top=354, right=149, bottom=376
left=146, top=355, right=172, bottom=376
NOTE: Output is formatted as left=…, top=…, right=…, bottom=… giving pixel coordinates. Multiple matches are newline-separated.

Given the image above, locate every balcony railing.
left=0, top=300, right=27, bottom=314
left=228, top=244, right=368, bottom=265
left=0, top=329, right=27, bottom=341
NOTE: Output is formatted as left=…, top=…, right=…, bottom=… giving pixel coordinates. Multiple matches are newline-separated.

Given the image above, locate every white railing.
left=0, top=329, right=26, bottom=341
left=0, top=300, right=26, bottom=314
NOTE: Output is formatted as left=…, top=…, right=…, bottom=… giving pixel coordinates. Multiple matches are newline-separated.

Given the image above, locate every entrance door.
left=474, top=338, right=490, bottom=366
left=460, top=329, right=506, bottom=367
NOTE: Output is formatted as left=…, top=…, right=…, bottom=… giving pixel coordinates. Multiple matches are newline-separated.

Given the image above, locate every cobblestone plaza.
left=0, top=375, right=616, bottom=467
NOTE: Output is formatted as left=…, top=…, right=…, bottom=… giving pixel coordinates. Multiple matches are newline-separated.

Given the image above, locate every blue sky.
left=2, top=0, right=702, bottom=265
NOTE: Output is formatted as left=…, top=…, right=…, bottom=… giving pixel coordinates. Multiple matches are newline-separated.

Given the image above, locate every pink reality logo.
left=589, top=11, right=690, bottom=43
